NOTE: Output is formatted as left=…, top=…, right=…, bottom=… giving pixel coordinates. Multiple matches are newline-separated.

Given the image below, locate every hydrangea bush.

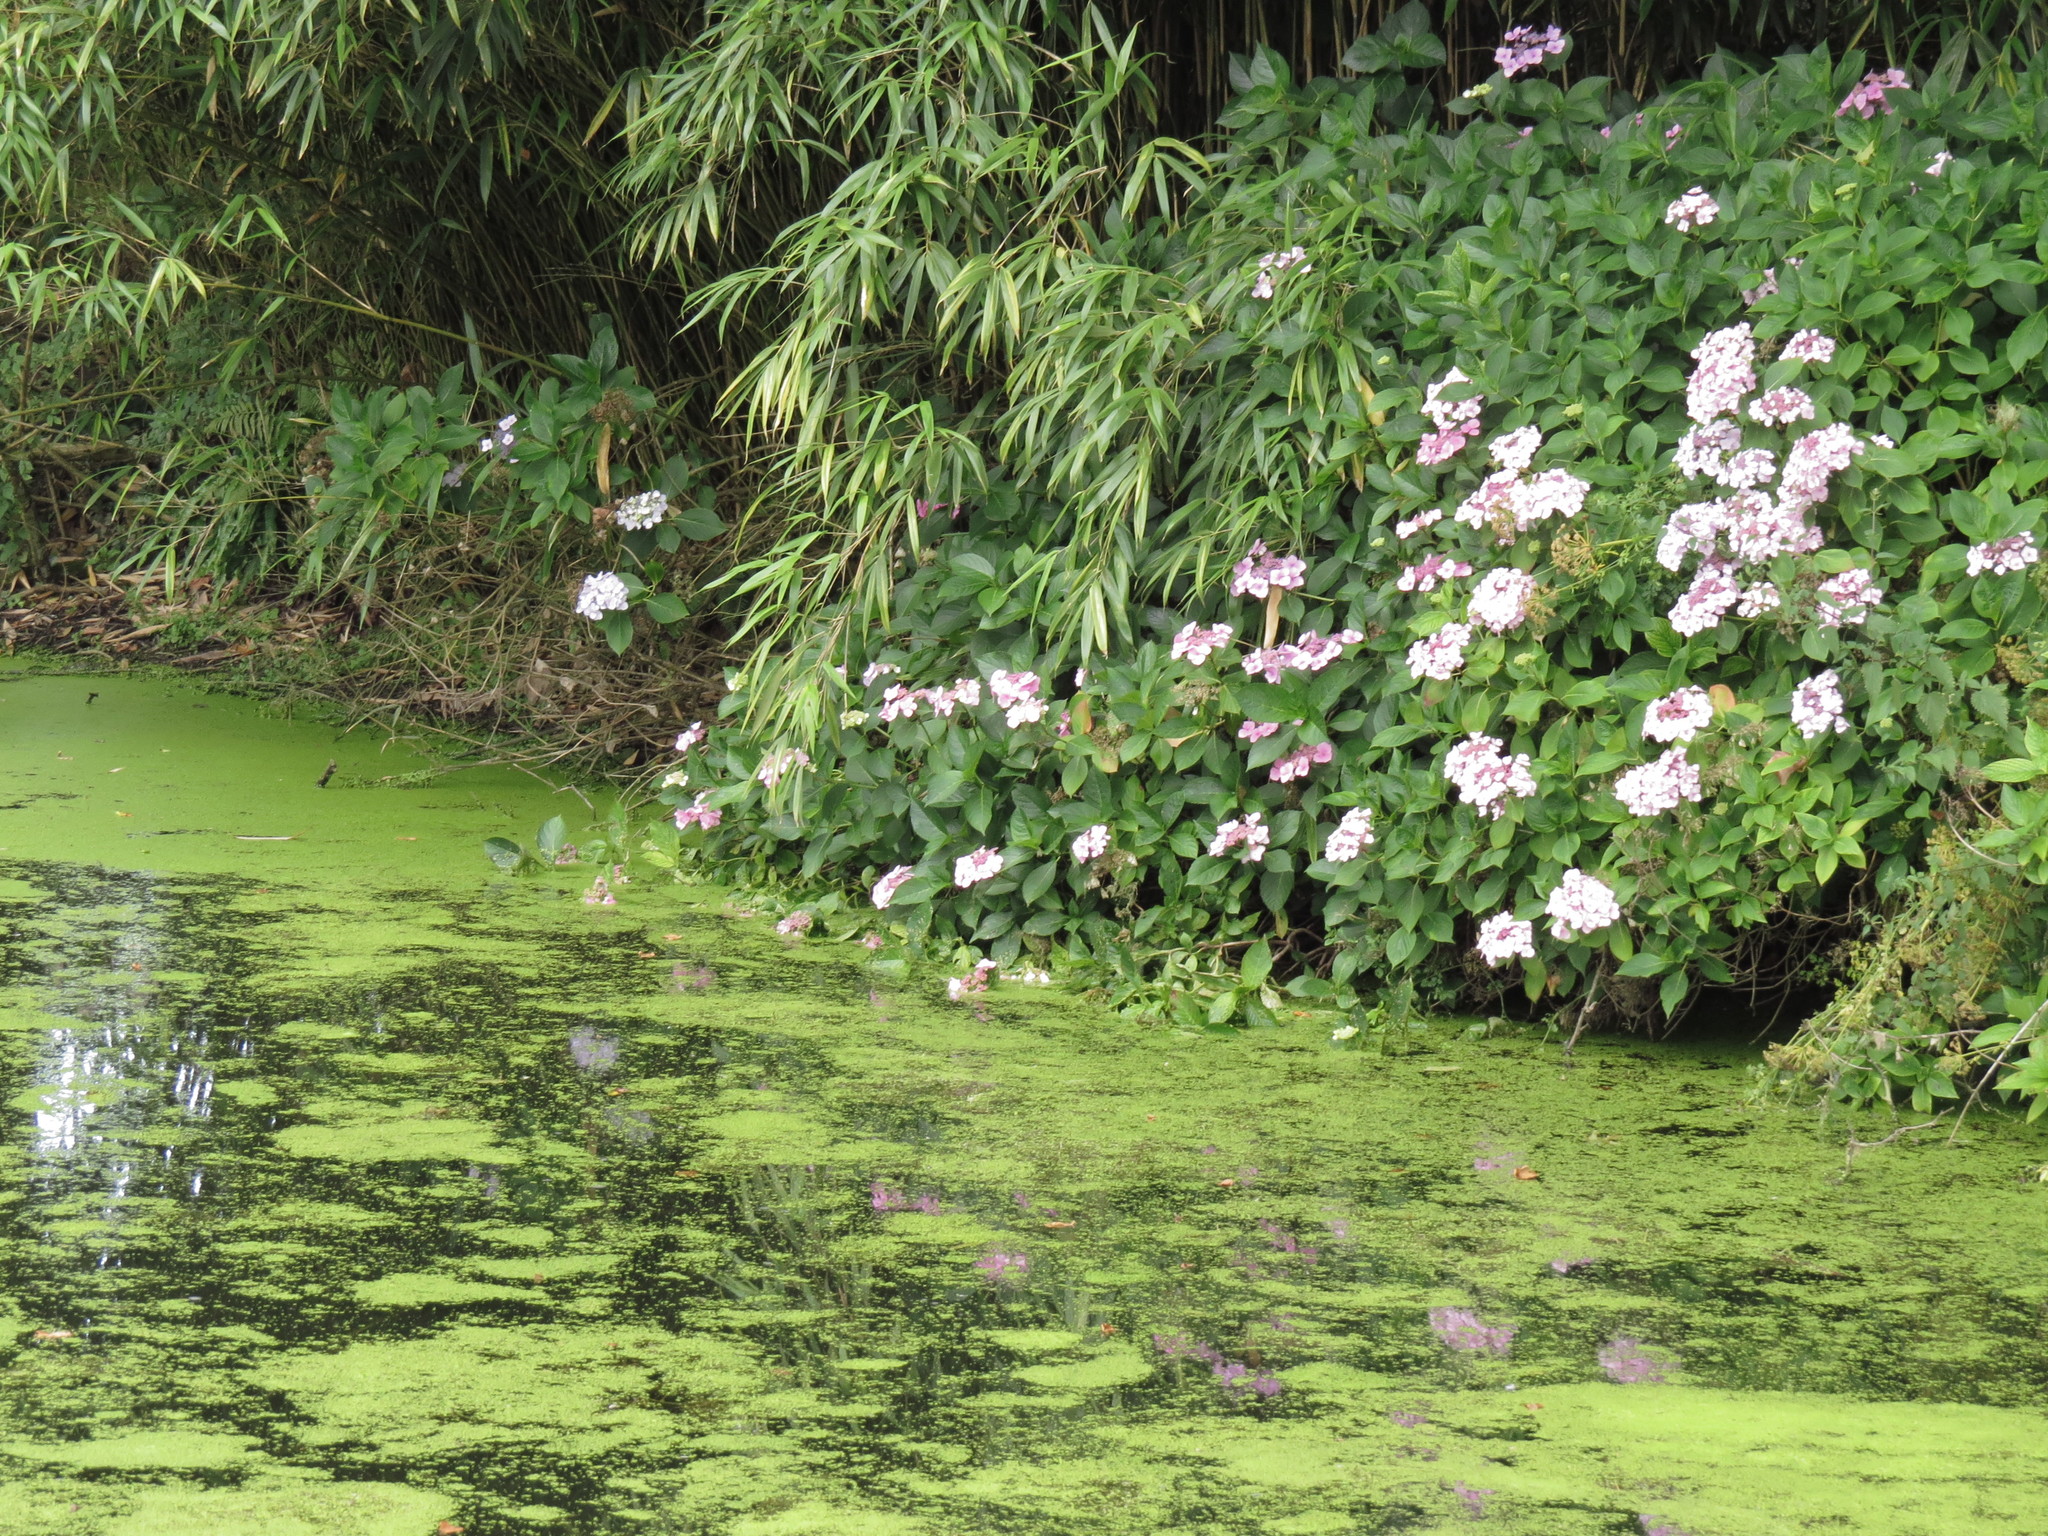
left=646, top=25, right=2048, bottom=1059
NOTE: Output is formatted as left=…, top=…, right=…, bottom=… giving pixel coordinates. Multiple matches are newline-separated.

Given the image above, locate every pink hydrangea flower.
left=1240, top=646, right=1290, bottom=685
left=1229, top=540, right=1308, bottom=598
left=1837, top=67, right=1910, bottom=119
left=949, top=959, right=999, bottom=1000
left=878, top=684, right=921, bottom=722
left=1668, top=558, right=1744, bottom=636
left=1489, top=426, right=1543, bottom=472
left=1967, top=533, right=2040, bottom=576
left=1208, top=812, right=1271, bottom=863
left=860, top=661, right=899, bottom=686
left=756, top=748, right=812, bottom=787
left=1399, top=552, right=1473, bottom=592
left=1664, top=187, right=1719, bottom=233
left=1789, top=670, right=1848, bottom=738
left=1777, top=424, right=1865, bottom=513
left=1926, top=149, right=1954, bottom=176
left=1454, top=471, right=1520, bottom=529
left=674, top=721, right=707, bottom=752
left=1071, top=824, right=1110, bottom=863
left=871, top=864, right=917, bottom=908
left=1172, top=621, right=1236, bottom=664
left=1407, top=623, right=1473, bottom=681
left=674, top=792, right=722, bottom=832
left=954, top=847, right=1005, bottom=887
left=1239, top=720, right=1281, bottom=742
left=1324, top=807, right=1375, bottom=862
left=1544, top=869, right=1622, bottom=942
left=1674, top=421, right=1742, bottom=482
left=1737, top=580, right=1781, bottom=617
left=1005, top=697, right=1047, bottom=728
left=1285, top=629, right=1363, bottom=672
left=1743, top=267, right=1780, bottom=305
left=1781, top=329, right=1837, bottom=364
left=1747, top=387, right=1815, bottom=428
left=1686, top=324, right=1756, bottom=424
left=990, top=670, right=1040, bottom=708
left=1494, top=23, right=1564, bottom=77
left=1468, top=568, right=1536, bottom=633
left=1613, top=747, right=1703, bottom=817
left=1250, top=246, right=1311, bottom=301
left=1269, top=742, right=1333, bottom=784
left=1395, top=508, right=1443, bottom=538
left=1643, top=686, right=1714, bottom=744
left=1722, top=490, right=1823, bottom=565
left=1475, top=913, right=1536, bottom=967
left=1720, top=448, right=1778, bottom=491
left=1509, top=469, right=1590, bottom=530
left=1815, top=568, right=1883, bottom=628
left=1418, top=368, right=1485, bottom=464
left=776, top=910, right=814, bottom=937
left=1443, top=733, right=1538, bottom=819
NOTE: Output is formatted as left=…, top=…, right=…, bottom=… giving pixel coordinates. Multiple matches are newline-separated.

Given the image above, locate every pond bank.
left=3, top=666, right=2047, bottom=1536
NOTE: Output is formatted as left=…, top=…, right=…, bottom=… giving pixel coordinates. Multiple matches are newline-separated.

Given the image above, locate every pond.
left=2, top=664, right=2047, bottom=1536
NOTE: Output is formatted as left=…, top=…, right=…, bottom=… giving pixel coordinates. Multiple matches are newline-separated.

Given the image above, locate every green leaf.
left=641, top=593, right=689, bottom=624
left=1020, top=860, right=1057, bottom=905
left=1982, top=759, right=2043, bottom=783
left=483, top=837, right=525, bottom=871
left=535, top=816, right=568, bottom=854
left=670, top=494, right=727, bottom=541
left=1242, top=939, right=1273, bottom=988
left=600, top=611, right=634, bottom=653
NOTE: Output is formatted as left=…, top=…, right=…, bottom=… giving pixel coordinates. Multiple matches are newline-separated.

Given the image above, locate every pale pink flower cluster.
left=1208, top=811, right=1271, bottom=863
left=1468, top=567, right=1536, bottom=633
left=674, top=792, right=722, bottom=831
left=923, top=677, right=983, bottom=718
left=1545, top=869, right=1622, bottom=941
left=756, top=748, right=812, bottom=787
left=1664, top=187, right=1719, bottom=233
left=1837, top=67, right=1909, bottom=119
left=1230, top=540, right=1308, bottom=598
left=1443, top=733, right=1537, bottom=819
left=1613, top=747, right=1703, bottom=817
left=1453, top=467, right=1588, bottom=538
left=954, top=847, right=1005, bottom=887
left=1071, top=824, right=1110, bottom=864
left=674, top=721, right=707, bottom=752
left=1748, top=387, right=1814, bottom=428
left=1686, top=324, right=1756, bottom=424
left=1270, top=742, right=1333, bottom=783
left=1172, top=621, right=1235, bottom=664
left=776, top=910, right=814, bottom=937
left=1777, top=424, right=1865, bottom=512
left=1489, top=426, right=1542, bottom=472
left=1926, top=149, right=1954, bottom=177
left=1407, top=623, right=1472, bottom=681
left=871, top=864, right=916, bottom=908
left=1419, top=368, right=1484, bottom=465
left=1325, top=807, right=1375, bottom=862
left=1475, top=912, right=1536, bottom=967
left=1243, top=629, right=1362, bottom=682
left=1495, top=23, right=1564, bottom=76
left=861, top=661, right=898, bottom=685
left=1782, top=329, right=1836, bottom=364
left=1967, top=533, right=2040, bottom=576
left=1239, top=720, right=1280, bottom=742
left=1789, top=670, right=1848, bottom=738
left=1251, top=245, right=1310, bottom=301
left=1814, top=568, right=1883, bottom=628
left=1396, top=508, right=1443, bottom=538
left=991, top=669, right=1044, bottom=727
left=948, top=959, right=999, bottom=1001
left=1668, top=558, right=1744, bottom=636
left=1674, top=421, right=1740, bottom=481
left=1399, top=553, right=1472, bottom=592
left=1737, top=580, right=1781, bottom=616
left=1743, top=268, right=1779, bottom=305
left=1643, top=686, right=1714, bottom=743
left=877, top=684, right=922, bottom=722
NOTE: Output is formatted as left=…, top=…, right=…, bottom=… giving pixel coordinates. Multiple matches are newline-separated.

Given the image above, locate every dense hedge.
left=655, top=29, right=2048, bottom=1049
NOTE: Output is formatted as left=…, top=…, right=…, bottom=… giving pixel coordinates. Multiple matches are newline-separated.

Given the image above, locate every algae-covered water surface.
left=2, top=667, right=2047, bottom=1536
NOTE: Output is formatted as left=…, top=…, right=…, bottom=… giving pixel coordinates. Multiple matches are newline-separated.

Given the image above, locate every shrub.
left=650, top=21, right=2048, bottom=1054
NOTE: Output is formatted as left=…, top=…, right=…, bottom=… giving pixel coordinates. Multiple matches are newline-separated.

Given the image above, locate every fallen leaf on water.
left=606, top=1087, right=629, bottom=1097
left=108, top=766, right=124, bottom=773
left=1100, top=1323, right=1117, bottom=1335
left=1043, top=1220, right=1074, bottom=1230
left=674, top=1170, right=701, bottom=1178
left=114, top=811, right=132, bottom=818
left=32, top=1330, right=73, bottom=1341
left=1145, top=1114, right=1156, bottom=1121
left=1523, top=1402, right=1544, bottom=1411
left=1513, top=1166, right=1540, bottom=1181
left=635, top=951, right=656, bottom=958
left=438, top=1522, right=466, bottom=1535
left=662, top=933, right=684, bottom=940
left=1217, top=1178, right=1237, bottom=1188
left=395, top=836, right=418, bottom=841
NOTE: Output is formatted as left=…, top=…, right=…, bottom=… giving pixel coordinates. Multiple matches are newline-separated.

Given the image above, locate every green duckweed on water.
left=2, top=664, right=2048, bottom=1535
